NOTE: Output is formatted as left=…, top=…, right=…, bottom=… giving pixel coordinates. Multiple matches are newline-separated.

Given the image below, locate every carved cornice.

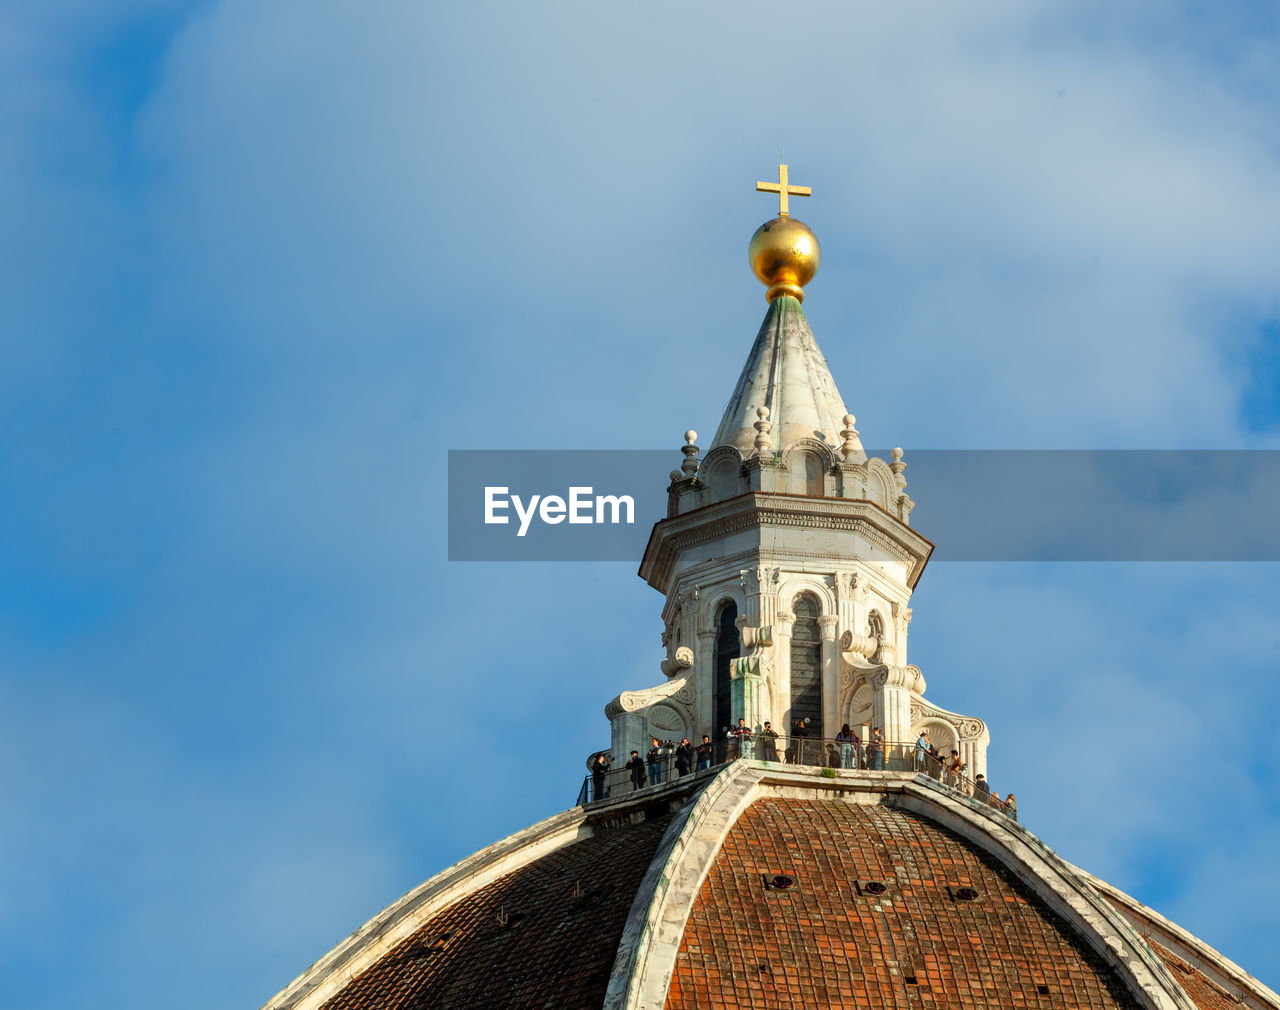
left=639, top=493, right=934, bottom=592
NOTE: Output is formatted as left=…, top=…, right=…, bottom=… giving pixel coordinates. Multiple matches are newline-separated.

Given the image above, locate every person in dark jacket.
left=590, top=753, right=610, bottom=802
left=788, top=718, right=807, bottom=764
left=696, top=735, right=714, bottom=771
left=626, top=750, right=647, bottom=791
left=647, top=737, right=664, bottom=785
left=675, top=738, right=694, bottom=776
left=926, top=743, right=943, bottom=779
left=759, top=721, right=780, bottom=762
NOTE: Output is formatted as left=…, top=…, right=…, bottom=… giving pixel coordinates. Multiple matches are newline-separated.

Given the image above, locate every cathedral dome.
left=261, top=765, right=1279, bottom=1010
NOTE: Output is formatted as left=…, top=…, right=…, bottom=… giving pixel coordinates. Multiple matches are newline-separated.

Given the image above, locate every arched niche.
left=699, top=446, right=743, bottom=503
left=712, top=600, right=739, bottom=738
left=783, top=439, right=836, bottom=496
left=789, top=593, right=823, bottom=741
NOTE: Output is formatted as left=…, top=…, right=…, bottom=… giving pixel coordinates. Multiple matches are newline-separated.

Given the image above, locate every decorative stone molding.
left=647, top=703, right=688, bottom=736
left=840, top=414, right=860, bottom=462
left=738, top=625, right=772, bottom=651
left=679, top=430, right=700, bottom=477
left=696, top=587, right=742, bottom=635
left=659, top=646, right=695, bottom=678
left=752, top=406, right=773, bottom=458
left=606, top=676, right=694, bottom=721
left=840, top=629, right=878, bottom=659
left=957, top=718, right=986, bottom=740
left=869, top=665, right=915, bottom=691
left=836, top=571, right=871, bottom=604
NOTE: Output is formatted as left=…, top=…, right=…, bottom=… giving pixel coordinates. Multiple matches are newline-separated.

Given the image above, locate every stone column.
left=819, top=614, right=840, bottom=740
left=957, top=721, right=989, bottom=781
left=773, top=610, right=794, bottom=732
left=870, top=661, right=915, bottom=756
left=695, top=628, right=716, bottom=739
left=959, top=739, right=985, bottom=782
left=730, top=657, right=765, bottom=739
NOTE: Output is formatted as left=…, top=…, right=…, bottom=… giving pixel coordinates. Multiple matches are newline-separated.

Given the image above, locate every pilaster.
left=819, top=614, right=840, bottom=740
left=774, top=609, right=794, bottom=731
left=870, top=664, right=915, bottom=747
left=695, top=628, right=716, bottom=740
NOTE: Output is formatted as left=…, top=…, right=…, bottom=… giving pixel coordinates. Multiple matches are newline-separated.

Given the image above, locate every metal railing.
left=577, top=736, right=1018, bottom=823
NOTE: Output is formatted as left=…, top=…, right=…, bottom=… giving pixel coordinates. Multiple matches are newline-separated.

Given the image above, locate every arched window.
left=868, top=610, right=885, bottom=639
left=708, top=459, right=738, bottom=502
left=804, top=452, right=823, bottom=496
left=713, top=602, right=739, bottom=737
left=790, top=595, right=823, bottom=742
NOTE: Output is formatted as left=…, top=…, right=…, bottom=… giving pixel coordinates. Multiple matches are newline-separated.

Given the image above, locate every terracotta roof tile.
left=320, top=812, right=672, bottom=1010
left=1149, top=939, right=1244, bottom=1010
left=667, top=798, right=1142, bottom=1010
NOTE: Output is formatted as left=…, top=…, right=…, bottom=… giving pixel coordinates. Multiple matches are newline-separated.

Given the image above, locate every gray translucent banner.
left=448, top=450, right=1280, bottom=562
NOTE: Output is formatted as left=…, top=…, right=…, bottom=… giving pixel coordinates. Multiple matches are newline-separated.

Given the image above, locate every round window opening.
left=956, top=887, right=980, bottom=901
left=864, top=880, right=888, bottom=895
left=772, top=874, right=795, bottom=890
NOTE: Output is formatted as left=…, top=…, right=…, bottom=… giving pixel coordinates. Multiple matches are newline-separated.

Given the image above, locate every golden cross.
left=756, top=163, right=811, bottom=216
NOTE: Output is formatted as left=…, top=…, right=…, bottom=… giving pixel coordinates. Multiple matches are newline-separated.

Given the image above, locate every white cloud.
left=2, top=1, right=1279, bottom=1005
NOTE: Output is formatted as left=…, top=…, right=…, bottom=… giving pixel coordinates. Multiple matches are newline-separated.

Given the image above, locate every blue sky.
left=1, top=2, right=1279, bottom=1007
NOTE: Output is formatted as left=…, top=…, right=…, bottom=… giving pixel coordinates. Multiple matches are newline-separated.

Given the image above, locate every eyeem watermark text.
left=484, top=486, right=636, bottom=537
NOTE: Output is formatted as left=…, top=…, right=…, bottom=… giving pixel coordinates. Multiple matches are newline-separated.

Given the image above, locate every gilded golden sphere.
left=748, top=216, right=820, bottom=302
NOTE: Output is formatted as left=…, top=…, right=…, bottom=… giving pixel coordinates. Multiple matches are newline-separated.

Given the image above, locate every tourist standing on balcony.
left=914, top=730, right=929, bottom=771
left=789, top=718, right=808, bottom=764
left=626, top=750, right=647, bottom=791
left=926, top=742, right=943, bottom=778
left=1004, top=793, right=1018, bottom=821
left=836, top=724, right=858, bottom=769
left=868, top=727, right=884, bottom=770
left=675, top=738, right=694, bottom=777
left=696, top=734, right=713, bottom=771
left=759, top=721, right=779, bottom=762
left=732, top=717, right=753, bottom=759
left=591, top=753, right=610, bottom=802
left=647, top=737, right=664, bottom=785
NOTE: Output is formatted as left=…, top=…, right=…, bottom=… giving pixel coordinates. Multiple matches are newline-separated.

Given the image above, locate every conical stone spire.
left=710, top=294, right=865, bottom=461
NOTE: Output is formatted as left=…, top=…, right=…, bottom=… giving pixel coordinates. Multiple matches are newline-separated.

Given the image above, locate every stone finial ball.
left=684, top=430, right=697, bottom=444
left=748, top=216, right=820, bottom=302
